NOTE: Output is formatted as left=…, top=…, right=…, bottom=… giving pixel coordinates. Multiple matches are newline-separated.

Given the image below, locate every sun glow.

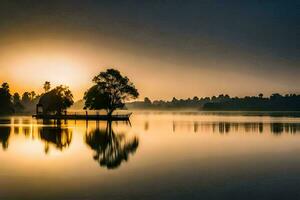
left=14, top=55, right=84, bottom=85
left=12, top=56, right=88, bottom=99
left=1, top=40, right=92, bottom=99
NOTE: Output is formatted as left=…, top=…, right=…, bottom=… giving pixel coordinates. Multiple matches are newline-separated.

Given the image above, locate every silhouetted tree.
left=21, top=91, right=40, bottom=114
left=270, top=93, right=283, bottom=100
left=203, top=93, right=300, bottom=111
left=39, top=85, right=74, bottom=115
left=85, top=121, right=139, bottom=169
left=43, top=81, right=51, bottom=93
left=144, top=97, right=152, bottom=104
left=0, top=83, right=14, bottom=115
left=21, top=92, right=31, bottom=105
left=30, top=91, right=36, bottom=100
left=127, top=93, right=300, bottom=111
left=13, top=93, right=24, bottom=113
left=84, top=69, right=139, bottom=115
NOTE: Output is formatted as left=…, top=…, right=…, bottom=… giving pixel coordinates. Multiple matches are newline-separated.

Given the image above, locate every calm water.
left=1, top=111, right=300, bottom=200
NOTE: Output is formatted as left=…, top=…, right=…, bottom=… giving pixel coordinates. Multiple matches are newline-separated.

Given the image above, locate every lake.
left=1, top=111, right=300, bottom=200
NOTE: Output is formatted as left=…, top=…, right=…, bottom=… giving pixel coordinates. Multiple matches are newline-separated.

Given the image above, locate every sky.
left=0, top=0, right=299, bottom=100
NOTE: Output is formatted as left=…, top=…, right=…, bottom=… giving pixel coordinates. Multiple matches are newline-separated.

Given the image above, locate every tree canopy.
left=0, top=83, right=14, bottom=115
left=39, top=85, right=74, bottom=115
left=12, top=92, right=24, bottom=113
left=84, top=69, right=139, bottom=115
left=43, top=81, right=51, bottom=93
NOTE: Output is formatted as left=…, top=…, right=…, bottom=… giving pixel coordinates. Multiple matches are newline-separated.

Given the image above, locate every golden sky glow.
left=0, top=1, right=299, bottom=101
left=0, top=35, right=298, bottom=101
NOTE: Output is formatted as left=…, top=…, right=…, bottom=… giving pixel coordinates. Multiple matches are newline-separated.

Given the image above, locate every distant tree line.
left=0, top=82, right=40, bottom=115
left=0, top=81, right=74, bottom=115
left=127, top=93, right=300, bottom=111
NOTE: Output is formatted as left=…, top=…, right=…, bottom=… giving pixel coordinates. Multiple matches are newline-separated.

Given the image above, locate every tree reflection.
left=38, top=122, right=72, bottom=154
left=85, top=121, right=139, bottom=169
left=173, top=121, right=300, bottom=135
left=0, top=126, right=11, bottom=150
left=270, top=123, right=300, bottom=135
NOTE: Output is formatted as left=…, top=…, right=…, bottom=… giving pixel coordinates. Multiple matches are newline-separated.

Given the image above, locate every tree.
left=172, top=97, right=178, bottom=103
left=0, top=83, right=14, bottom=115
left=144, top=97, right=152, bottom=104
left=30, top=91, right=36, bottom=100
left=21, top=91, right=40, bottom=113
left=258, top=93, right=264, bottom=98
left=13, top=93, right=24, bottom=112
left=270, top=93, right=283, bottom=100
left=39, top=85, right=74, bottom=115
left=84, top=69, right=139, bottom=115
left=13, top=93, right=21, bottom=103
left=193, top=96, right=199, bottom=101
left=21, top=92, right=31, bottom=105
left=43, top=81, right=51, bottom=93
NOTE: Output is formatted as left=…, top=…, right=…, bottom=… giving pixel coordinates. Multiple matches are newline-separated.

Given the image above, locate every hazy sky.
left=0, top=0, right=299, bottom=100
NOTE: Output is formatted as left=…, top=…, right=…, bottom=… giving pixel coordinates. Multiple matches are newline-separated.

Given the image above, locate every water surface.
left=1, top=111, right=300, bottom=200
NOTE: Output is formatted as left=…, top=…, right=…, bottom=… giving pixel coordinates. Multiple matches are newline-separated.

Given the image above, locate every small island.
left=0, top=69, right=139, bottom=120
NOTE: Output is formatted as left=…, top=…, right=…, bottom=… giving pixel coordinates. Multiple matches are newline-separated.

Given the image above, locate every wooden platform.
left=32, top=112, right=132, bottom=121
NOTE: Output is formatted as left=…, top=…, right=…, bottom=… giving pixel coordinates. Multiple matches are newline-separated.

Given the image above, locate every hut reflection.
left=0, top=126, right=11, bottom=150
left=85, top=121, right=139, bottom=169
left=38, top=120, right=72, bottom=154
